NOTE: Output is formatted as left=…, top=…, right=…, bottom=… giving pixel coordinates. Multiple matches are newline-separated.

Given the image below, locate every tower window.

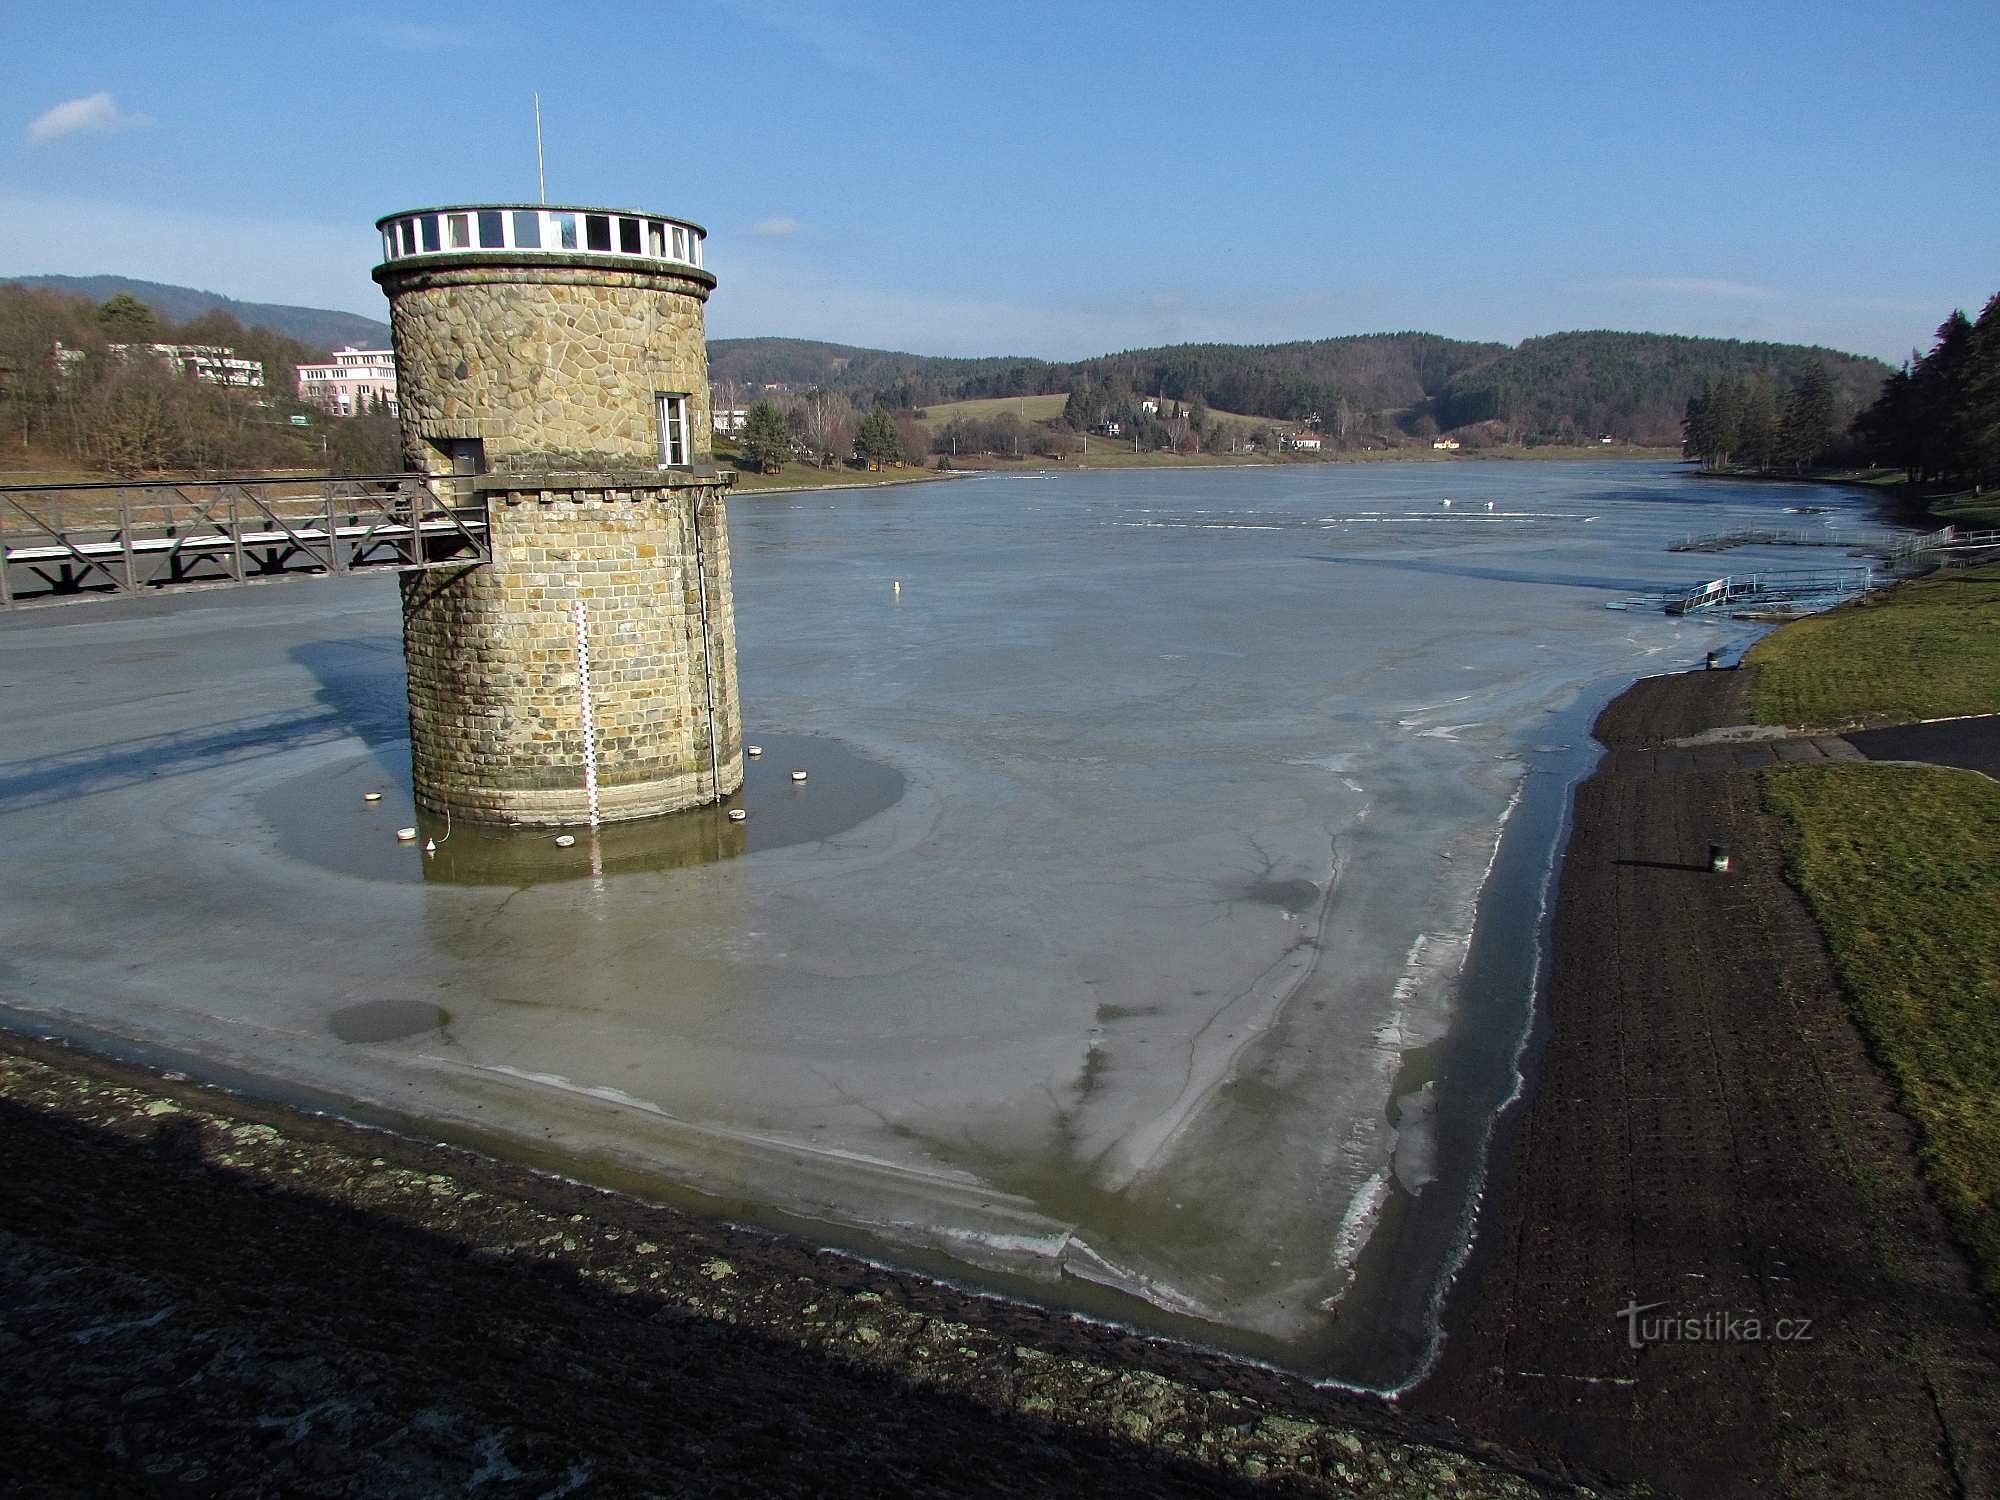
left=619, top=217, right=641, bottom=254
left=478, top=210, right=505, bottom=248
left=657, top=394, right=690, bottom=468
left=513, top=211, right=541, bottom=248
left=585, top=214, right=612, bottom=252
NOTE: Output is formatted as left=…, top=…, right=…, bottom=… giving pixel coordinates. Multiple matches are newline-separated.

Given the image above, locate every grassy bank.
left=1765, top=763, right=2000, bottom=1308
left=1750, top=551, right=2000, bottom=1311
left=1746, top=561, right=2000, bottom=728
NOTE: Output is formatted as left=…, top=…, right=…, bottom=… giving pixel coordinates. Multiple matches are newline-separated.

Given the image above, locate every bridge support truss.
left=0, top=474, right=489, bottom=609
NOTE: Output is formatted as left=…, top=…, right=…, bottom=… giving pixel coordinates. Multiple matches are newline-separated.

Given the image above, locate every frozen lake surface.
left=0, top=460, right=1881, bottom=1386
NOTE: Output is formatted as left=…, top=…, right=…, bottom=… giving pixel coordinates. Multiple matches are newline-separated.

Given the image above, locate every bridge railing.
left=1, top=474, right=490, bottom=609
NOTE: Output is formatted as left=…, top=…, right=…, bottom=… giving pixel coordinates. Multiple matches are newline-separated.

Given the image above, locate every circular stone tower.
left=373, top=203, right=741, bottom=826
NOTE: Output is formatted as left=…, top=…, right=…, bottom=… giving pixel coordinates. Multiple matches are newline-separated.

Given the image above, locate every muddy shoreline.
left=1406, top=667, right=2000, bottom=1497
left=0, top=1029, right=1619, bottom=1498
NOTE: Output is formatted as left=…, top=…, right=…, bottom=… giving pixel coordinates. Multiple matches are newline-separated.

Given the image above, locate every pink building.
left=297, top=347, right=399, bottom=417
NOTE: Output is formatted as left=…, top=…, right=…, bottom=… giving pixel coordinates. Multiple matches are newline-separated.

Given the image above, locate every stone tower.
left=373, top=203, right=741, bottom=826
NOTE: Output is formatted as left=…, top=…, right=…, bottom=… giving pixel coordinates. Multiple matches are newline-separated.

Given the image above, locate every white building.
left=58, top=341, right=265, bottom=388
left=1284, top=430, right=1323, bottom=452
left=297, top=347, right=399, bottom=416
left=712, top=407, right=748, bottom=434
left=136, top=344, right=265, bottom=388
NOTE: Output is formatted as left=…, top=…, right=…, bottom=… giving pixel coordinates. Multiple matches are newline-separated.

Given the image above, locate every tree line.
left=1850, top=292, right=2000, bottom=487
left=708, top=328, right=1890, bottom=451
left=1680, top=363, right=1838, bottom=472
left=0, top=284, right=398, bottom=476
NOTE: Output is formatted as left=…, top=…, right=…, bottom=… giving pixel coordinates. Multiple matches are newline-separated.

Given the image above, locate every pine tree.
left=1779, top=364, right=1836, bottom=472
left=1737, top=376, right=1779, bottom=472
left=738, top=399, right=790, bottom=473
left=855, top=406, right=902, bottom=466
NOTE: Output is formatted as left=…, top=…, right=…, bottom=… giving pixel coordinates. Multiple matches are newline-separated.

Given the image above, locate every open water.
left=0, top=460, right=1885, bottom=1387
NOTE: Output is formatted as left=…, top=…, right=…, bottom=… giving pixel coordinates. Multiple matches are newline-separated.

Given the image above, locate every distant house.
left=1091, top=420, right=1122, bottom=437
left=1139, top=398, right=1159, bottom=415
left=712, top=407, right=749, bottom=434
left=1598, top=434, right=1615, bottom=444
left=1431, top=437, right=1460, bottom=451
left=297, top=347, right=397, bottom=415
left=1284, top=430, right=1323, bottom=452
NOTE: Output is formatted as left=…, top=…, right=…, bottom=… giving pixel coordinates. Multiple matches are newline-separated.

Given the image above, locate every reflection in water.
left=261, top=732, right=904, bottom=887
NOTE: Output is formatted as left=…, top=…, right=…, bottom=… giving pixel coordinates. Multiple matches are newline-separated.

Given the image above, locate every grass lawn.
left=912, top=392, right=1271, bottom=431
left=1931, top=491, right=2000, bottom=531
left=1764, top=762, right=2000, bottom=1309
left=1746, top=561, right=2000, bottom=729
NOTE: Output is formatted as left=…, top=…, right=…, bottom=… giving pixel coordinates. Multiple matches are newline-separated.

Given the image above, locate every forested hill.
left=2, top=276, right=389, bottom=352
left=712, top=330, right=1892, bottom=446
left=1427, top=332, right=1888, bottom=446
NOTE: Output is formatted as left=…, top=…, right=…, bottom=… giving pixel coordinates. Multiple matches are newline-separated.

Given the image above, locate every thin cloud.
left=25, top=93, right=153, bottom=146
left=750, top=217, right=802, bottom=239
left=1601, top=276, right=1783, bottom=301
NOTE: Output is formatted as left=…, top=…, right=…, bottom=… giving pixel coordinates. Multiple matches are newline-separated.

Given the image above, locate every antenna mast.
left=534, top=93, right=546, bottom=204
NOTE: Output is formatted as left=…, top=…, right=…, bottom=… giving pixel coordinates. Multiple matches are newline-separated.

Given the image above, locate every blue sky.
left=3, top=1, right=1995, bottom=363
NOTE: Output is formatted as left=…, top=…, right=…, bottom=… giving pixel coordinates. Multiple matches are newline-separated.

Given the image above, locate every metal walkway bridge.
left=1, top=475, right=489, bottom=610
left=1671, top=522, right=2000, bottom=564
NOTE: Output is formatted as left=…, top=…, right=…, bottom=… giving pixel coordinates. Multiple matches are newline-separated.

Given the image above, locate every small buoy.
left=893, top=580, right=902, bottom=594
left=746, top=745, right=763, bottom=758
left=1486, top=500, right=1495, bottom=511
left=790, top=770, right=808, bottom=783
left=363, top=791, right=383, bottom=803
left=395, top=827, right=418, bottom=843
left=554, top=834, right=576, bottom=848
left=424, top=839, right=437, bottom=855
left=727, top=808, right=747, bottom=823
left=1442, top=498, right=1452, bottom=508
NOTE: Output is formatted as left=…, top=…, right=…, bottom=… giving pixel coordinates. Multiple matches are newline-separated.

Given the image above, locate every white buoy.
left=363, top=791, right=383, bottom=803
left=727, top=808, right=747, bottom=823
left=746, top=745, right=763, bottom=758
left=1486, top=500, right=1495, bottom=511
left=790, top=770, right=808, bottom=783
left=1443, top=498, right=1452, bottom=508
left=395, top=827, right=418, bottom=843
left=554, top=834, right=576, bottom=848
left=893, top=580, right=901, bottom=595
left=424, top=839, right=437, bottom=855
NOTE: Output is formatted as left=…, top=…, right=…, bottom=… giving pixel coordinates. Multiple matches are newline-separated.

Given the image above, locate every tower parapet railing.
left=376, top=204, right=705, bottom=272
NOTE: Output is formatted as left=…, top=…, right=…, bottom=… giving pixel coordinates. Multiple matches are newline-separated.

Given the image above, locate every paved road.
left=1846, top=713, right=2000, bottom=780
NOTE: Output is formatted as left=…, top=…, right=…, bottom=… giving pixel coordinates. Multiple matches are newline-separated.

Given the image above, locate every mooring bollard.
left=1709, top=842, right=1732, bottom=873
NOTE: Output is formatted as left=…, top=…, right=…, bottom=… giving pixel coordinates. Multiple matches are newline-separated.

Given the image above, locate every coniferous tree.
left=737, top=399, right=791, bottom=473
left=1779, top=364, right=1836, bottom=472
left=855, top=406, right=902, bottom=465
left=1736, top=376, right=1779, bottom=472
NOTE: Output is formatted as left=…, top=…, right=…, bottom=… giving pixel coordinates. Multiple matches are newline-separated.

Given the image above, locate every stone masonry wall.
left=400, top=479, right=742, bottom=826
left=378, top=260, right=715, bottom=475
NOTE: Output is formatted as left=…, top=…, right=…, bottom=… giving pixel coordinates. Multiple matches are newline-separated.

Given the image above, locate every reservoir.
left=0, top=459, right=1879, bottom=1388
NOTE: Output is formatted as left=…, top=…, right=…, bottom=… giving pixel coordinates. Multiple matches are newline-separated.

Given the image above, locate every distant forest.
left=1, top=270, right=1936, bottom=477
left=710, top=330, right=1891, bottom=449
